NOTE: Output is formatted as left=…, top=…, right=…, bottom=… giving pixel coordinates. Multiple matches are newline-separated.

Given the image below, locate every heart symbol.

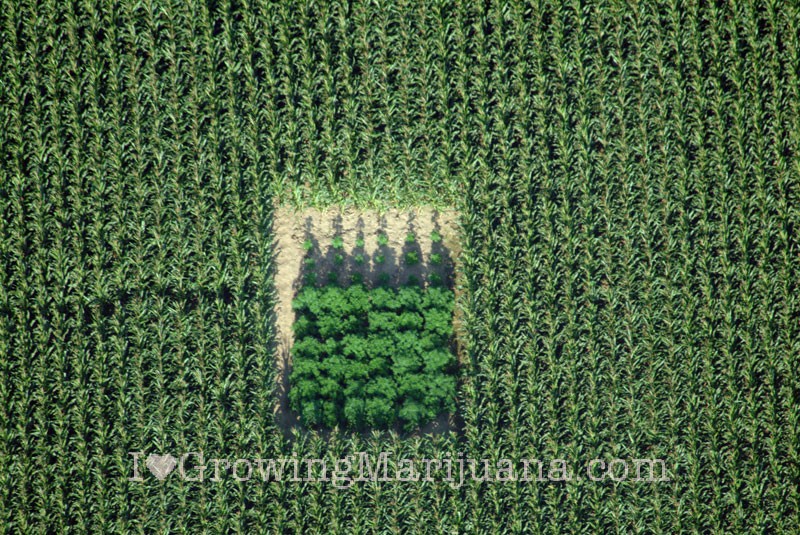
left=146, top=454, right=177, bottom=480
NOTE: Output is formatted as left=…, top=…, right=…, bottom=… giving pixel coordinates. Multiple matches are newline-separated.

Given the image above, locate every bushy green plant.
left=289, top=282, right=456, bottom=431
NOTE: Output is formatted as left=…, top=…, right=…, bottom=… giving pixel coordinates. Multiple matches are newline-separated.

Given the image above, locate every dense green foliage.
left=1, top=0, right=800, bottom=532
left=289, top=284, right=456, bottom=431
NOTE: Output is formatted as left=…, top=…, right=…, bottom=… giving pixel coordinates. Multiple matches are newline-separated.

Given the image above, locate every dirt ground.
left=271, top=205, right=461, bottom=431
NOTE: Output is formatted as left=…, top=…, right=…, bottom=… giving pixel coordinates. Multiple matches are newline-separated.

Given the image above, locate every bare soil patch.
left=271, top=206, right=461, bottom=431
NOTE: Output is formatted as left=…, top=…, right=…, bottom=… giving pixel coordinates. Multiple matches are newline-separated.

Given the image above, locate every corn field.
left=1, top=0, right=799, bottom=532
